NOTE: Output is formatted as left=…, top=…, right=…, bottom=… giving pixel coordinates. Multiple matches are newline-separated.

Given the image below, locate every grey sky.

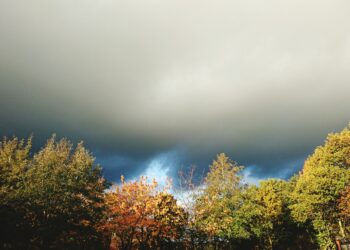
left=1, top=0, right=349, bottom=182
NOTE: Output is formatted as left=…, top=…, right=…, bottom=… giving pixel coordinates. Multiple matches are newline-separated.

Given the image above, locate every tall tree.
left=290, top=125, right=350, bottom=249
left=194, top=153, right=243, bottom=246
left=253, top=179, right=286, bottom=249
left=0, top=135, right=109, bottom=249
left=0, top=136, right=32, bottom=248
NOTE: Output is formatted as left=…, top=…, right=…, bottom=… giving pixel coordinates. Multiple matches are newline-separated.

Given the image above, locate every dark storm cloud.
left=1, top=0, right=350, bottom=182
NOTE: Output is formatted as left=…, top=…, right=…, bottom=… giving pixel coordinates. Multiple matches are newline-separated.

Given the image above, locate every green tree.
left=290, top=126, right=350, bottom=249
left=194, top=153, right=243, bottom=246
left=231, top=179, right=289, bottom=249
left=254, top=179, right=286, bottom=249
left=0, top=135, right=109, bottom=249
left=0, top=136, right=33, bottom=247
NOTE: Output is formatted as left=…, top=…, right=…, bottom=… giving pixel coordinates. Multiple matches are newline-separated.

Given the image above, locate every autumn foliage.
left=99, top=176, right=187, bottom=250
left=2, top=124, right=350, bottom=249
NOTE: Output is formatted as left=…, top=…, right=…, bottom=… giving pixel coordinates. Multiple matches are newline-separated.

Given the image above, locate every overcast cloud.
left=0, top=0, right=349, bottom=182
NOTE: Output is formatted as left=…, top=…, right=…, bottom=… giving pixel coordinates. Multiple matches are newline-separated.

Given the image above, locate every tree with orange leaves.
left=100, top=176, right=187, bottom=250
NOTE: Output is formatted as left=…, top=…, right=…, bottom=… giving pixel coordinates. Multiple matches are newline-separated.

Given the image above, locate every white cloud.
left=135, top=149, right=185, bottom=187
left=242, top=167, right=262, bottom=186
left=142, top=159, right=170, bottom=187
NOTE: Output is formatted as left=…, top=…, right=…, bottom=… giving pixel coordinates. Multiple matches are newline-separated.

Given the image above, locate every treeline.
left=1, top=126, right=350, bottom=249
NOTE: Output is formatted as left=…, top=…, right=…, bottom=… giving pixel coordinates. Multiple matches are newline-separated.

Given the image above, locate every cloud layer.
left=1, top=0, right=350, bottom=181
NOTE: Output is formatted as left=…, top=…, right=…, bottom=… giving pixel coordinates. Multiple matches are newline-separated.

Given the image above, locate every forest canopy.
left=1, top=125, right=350, bottom=249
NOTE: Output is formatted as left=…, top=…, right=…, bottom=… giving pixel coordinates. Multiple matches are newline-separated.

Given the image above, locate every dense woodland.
left=1, top=125, right=350, bottom=249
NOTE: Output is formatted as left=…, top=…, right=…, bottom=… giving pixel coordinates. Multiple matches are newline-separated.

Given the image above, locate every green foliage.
left=0, top=136, right=33, bottom=247
left=230, top=179, right=316, bottom=250
left=2, top=124, right=350, bottom=249
left=290, top=125, right=350, bottom=249
left=192, top=153, right=319, bottom=249
left=0, top=135, right=109, bottom=249
left=253, top=179, right=286, bottom=247
left=339, top=184, right=350, bottom=219
left=0, top=136, right=31, bottom=189
left=194, top=153, right=242, bottom=240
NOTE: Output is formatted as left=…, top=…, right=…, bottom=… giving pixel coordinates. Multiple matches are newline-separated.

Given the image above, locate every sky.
left=0, top=0, right=350, bottom=184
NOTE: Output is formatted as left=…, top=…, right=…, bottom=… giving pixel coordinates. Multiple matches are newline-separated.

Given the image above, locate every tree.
left=194, top=153, right=243, bottom=246
left=253, top=179, right=286, bottom=249
left=153, top=193, right=188, bottom=248
left=0, top=136, right=32, bottom=248
left=338, top=184, right=350, bottom=237
left=177, top=165, right=208, bottom=249
left=290, top=126, right=350, bottom=249
left=0, top=135, right=109, bottom=249
left=101, top=176, right=187, bottom=250
left=339, top=185, right=350, bottom=219
left=230, top=179, right=295, bottom=250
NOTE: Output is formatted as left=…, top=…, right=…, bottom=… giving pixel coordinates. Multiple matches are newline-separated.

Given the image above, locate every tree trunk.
left=268, top=235, right=273, bottom=250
